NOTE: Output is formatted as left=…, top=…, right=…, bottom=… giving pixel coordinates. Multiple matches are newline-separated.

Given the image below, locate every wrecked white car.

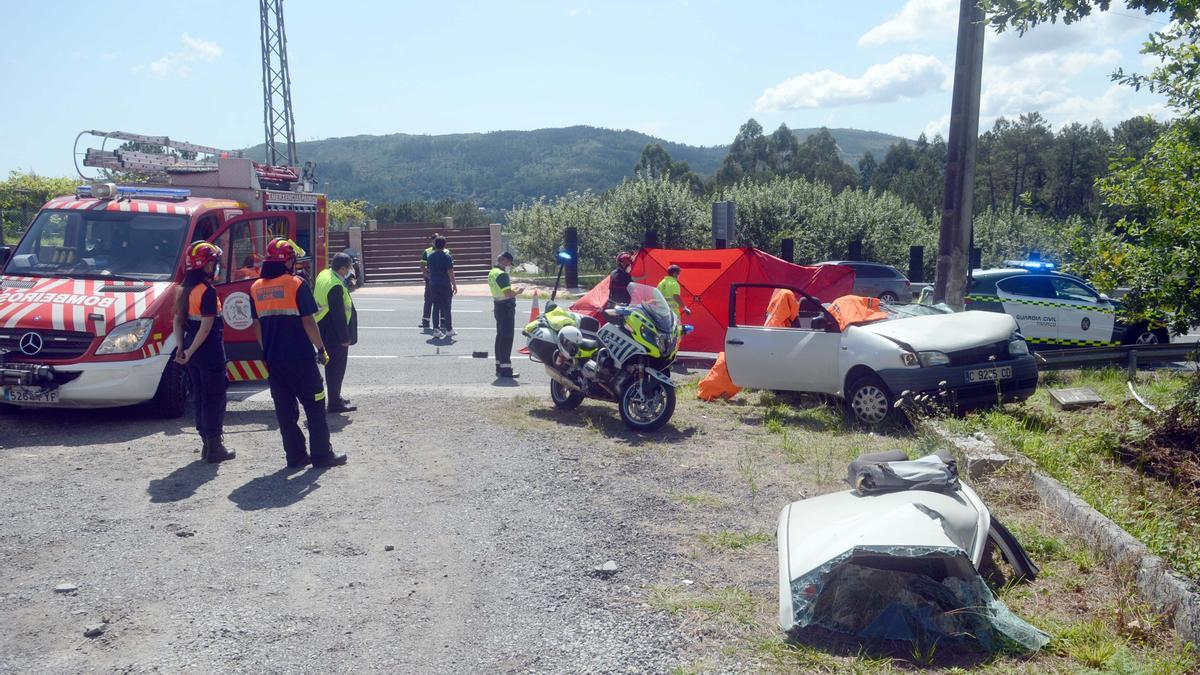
left=777, top=450, right=1049, bottom=651
left=723, top=283, right=1038, bottom=426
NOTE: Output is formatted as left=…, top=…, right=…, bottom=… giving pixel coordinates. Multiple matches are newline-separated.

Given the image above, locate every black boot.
left=200, top=437, right=211, bottom=462
left=204, top=436, right=236, bottom=463
left=498, top=365, right=519, bottom=379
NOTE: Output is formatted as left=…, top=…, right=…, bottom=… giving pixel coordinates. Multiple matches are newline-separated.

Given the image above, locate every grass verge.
left=944, top=367, right=1200, bottom=581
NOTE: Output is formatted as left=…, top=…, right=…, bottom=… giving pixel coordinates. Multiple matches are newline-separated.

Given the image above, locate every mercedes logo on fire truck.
left=19, top=332, right=44, bottom=356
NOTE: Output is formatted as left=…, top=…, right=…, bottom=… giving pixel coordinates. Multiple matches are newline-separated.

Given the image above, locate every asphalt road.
left=329, top=289, right=554, bottom=393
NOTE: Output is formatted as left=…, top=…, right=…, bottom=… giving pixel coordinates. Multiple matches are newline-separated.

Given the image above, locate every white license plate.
left=967, top=366, right=1013, bottom=384
left=2, top=386, right=60, bottom=403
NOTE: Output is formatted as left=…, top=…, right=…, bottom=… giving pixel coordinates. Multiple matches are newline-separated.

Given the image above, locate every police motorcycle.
left=524, top=283, right=688, bottom=432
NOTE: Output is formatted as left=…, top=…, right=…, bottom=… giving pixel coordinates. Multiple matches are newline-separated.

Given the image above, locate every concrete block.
left=1049, top=387, right=1104, bottom=410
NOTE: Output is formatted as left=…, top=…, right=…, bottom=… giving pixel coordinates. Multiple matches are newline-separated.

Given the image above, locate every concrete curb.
left=933, top=423, right=1200, bottom=643
left=1030, top=472, right=1200, bottom=643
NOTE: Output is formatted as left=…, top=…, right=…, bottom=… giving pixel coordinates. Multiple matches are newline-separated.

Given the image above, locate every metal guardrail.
left=1036, top=343, right=1199, bottom=374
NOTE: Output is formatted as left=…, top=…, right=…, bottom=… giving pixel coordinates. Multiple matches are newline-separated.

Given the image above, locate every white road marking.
left=356, top=308, right=395, bottom=312
left=348, top=355, right=399, bottom=358
left=360, top=326, right=493, bottom=331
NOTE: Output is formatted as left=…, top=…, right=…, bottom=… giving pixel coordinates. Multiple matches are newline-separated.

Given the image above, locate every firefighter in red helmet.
left=607, top=251, right=642, bottom=309
left=250, top=238, right=348, bottom=469
left=173, top=241, right=235, bottom=463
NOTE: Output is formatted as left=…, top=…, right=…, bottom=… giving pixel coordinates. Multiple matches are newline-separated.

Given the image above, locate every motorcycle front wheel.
left=550, top=379, right=585, bottom=410
left=618, top=376, right=676, bottom=432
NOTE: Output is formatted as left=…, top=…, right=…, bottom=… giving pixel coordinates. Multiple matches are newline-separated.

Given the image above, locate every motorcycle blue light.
left=557, top=250, right=573, bottom=263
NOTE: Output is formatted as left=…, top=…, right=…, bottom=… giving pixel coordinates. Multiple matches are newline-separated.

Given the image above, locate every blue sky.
left=0, top=1, right=1171, bottom=177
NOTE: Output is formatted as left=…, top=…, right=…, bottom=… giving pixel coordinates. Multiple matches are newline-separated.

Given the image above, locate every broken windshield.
left=4, top=209, right=189, bottom=282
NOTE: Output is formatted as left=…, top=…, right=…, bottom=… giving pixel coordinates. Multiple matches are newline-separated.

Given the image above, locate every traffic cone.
left=528, top=291, right=541, bottom=322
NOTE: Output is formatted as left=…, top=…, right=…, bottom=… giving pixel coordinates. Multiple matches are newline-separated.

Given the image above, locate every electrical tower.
left=260, top=0, right=298, bottom=167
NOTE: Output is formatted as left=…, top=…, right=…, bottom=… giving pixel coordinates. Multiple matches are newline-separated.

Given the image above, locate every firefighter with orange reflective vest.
left=173, top=241, right=235, bottom=463
left=250, top=238, right=348, bottom=469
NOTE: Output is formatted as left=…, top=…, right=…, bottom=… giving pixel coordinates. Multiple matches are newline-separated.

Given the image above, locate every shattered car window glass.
left=789, top=546, right=1050, bottom=652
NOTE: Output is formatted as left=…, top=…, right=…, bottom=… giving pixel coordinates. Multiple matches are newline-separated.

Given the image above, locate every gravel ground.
left=0, top=390, right=688, bottom=673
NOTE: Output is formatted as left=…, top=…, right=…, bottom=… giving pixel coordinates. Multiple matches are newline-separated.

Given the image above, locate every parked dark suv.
left=817, top=261, right=912, bottom=303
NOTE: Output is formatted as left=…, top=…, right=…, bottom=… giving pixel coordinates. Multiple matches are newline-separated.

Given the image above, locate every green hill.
left=247, top=125, right=909, bottom=207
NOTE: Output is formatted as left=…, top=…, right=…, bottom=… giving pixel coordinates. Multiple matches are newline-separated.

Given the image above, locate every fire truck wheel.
left=151, top=361, right=190, bottom=418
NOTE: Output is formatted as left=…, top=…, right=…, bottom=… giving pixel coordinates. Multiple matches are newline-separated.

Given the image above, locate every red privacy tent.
left=571, top=247, right=855, bottom=353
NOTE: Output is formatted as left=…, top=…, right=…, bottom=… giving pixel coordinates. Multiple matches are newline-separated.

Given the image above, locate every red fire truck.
left=0, top=145, right=329, bottom=416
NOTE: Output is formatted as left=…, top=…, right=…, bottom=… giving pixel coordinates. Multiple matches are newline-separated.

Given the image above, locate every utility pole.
left=260, top=0, right=298, bottom=167
left=933, top=0, right=985, bottom=307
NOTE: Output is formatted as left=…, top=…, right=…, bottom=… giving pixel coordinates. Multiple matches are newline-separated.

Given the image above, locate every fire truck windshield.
left=4, top=210, right=190, bottom=282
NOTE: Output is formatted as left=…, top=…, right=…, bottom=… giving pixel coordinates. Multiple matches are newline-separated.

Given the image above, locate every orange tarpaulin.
left=571, top=248, right=854, bottom=353
left=827, top=295, right=887, bottom=331
left=766, top=288, right=799, bottom=328
left=697, top=352, right=741, bottom=401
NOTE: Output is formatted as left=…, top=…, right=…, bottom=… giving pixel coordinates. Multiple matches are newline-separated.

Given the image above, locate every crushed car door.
left=723, top=283, right=841, bottom=393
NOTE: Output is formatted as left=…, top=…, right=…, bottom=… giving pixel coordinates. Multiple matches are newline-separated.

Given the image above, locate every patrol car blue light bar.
left=1004, top=259, right=1056, bottom=271
left=76, top=184, right=191, bottom=201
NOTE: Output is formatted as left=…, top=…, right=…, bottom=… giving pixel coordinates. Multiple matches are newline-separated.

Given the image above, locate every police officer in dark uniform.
left=315, top=252, right=358, bottom=413
left=251, top=238, right=348, bottom=469
left=488, top=252, right=525, bottom=379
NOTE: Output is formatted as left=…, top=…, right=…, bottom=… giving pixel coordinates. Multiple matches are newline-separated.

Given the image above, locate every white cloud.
left=133, top=33, right=223, bottom=79
left=924, top=113, right=951, bottom=139
left=858, top=0, right=957, bottom=47
left=567, top=8, right=591, bottom=17
left=755, top=54, right=950, bottom=111
left=986, top=5, right=1151, bottom=63
left=981, top=48, right=1121, bottom=118
left=1046, top=84, right=1170, bottom=128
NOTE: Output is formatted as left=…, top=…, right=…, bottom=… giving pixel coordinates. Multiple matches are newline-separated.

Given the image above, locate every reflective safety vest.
left=313, top=268, right=353, bottom=323
left=488, top=266, right=512, bottom=301
left=251, top=274, right=304, bottom=317
left=421, top=245, right=451, bottom=263
left=187, top=283, right=221, bottom=321
left=657, top=276, right=682, bottom=311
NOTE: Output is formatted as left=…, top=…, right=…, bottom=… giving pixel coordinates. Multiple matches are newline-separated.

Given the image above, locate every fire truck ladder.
left=75, top=129, right=234, bottom=177
left=75, top=129, right=301, bottom=186
left=260, top=0, right=298, bottom=168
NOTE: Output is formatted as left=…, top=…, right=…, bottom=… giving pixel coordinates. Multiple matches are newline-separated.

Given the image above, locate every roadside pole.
left=933, top=0, right=985, bottom=308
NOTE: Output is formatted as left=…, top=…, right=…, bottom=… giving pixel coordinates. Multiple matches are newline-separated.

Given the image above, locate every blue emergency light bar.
left=76, top=184, right=191, bottom=201
left=1004, top=259, right=1056, bottom=271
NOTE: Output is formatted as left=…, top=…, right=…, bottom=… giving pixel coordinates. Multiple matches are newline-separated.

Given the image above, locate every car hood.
left=0, top=275, right=173, bottom=336
left=853, top=310, right=1017, bottom=351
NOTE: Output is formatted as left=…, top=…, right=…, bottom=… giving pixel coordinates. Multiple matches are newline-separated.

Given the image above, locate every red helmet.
left=616, top=252, right=633, bottom=267
left=185, top=241, right=223, bottom=271
left=265, top=237, right=303, bottom=262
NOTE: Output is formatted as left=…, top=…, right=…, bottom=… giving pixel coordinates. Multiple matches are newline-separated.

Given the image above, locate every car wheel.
left=549, top=379, right=584, bottom=410
left=879, top=291, right=900, bottom=303
left=151, top=360, right=190, bottom=418
left=1126, top=324, right=1169, bottom=345
left=846, top=374, right=895, bottom=427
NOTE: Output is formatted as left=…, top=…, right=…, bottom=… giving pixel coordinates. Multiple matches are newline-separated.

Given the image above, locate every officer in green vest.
left=419, top=233, right=451, bottom=331
left=489, top=252, right=525, bottom=379
left=315, top=252, right=359, bottom=413
left=657, top=264, right=689, bottom=318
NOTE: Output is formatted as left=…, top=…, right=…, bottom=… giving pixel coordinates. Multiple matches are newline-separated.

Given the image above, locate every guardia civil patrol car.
left=962, top=261, right=1169, bottom=349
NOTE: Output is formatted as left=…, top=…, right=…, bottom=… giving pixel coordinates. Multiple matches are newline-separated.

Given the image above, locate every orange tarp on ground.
left=571, top=248, right=854, bottom=353
left=697, top=352, right=740, bottom=401
left=827, top=295, right=887, bottom=331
